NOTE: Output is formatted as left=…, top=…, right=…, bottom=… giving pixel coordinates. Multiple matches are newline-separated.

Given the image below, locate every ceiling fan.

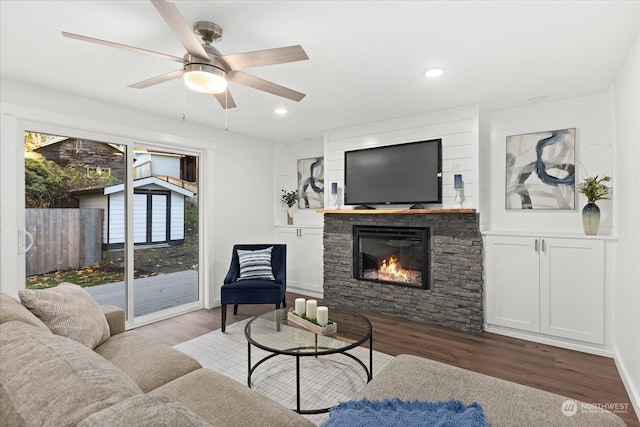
left=62, top=0, right=308, bottom=109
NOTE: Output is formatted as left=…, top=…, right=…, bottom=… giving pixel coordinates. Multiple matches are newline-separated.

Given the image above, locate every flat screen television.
left=344, top=139, right=442, bottom=207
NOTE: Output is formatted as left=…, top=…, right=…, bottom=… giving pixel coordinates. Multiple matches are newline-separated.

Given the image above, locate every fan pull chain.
left=182, top=85, right=186, bottom=122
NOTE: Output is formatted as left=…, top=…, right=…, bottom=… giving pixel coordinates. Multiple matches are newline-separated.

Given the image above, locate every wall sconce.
left=454, top=174, right=464, bottom=208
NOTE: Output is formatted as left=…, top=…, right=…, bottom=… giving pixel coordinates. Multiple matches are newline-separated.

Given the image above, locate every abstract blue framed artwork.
left=297, top=157, right=324, bottom=208
left=506, top=128, right=575, bottom=210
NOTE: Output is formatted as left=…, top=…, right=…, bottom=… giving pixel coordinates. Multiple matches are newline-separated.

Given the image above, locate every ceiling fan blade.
left=128, top=69, right=184, bottom=89
left=220, top=45, right=309, bottom=71
left=62, top=31, right=183, bottom=63
left=151, top=0, right=209, bottom=61
left=228, top=71, right=306, bottom=102
left=214, top=91, right=237, bottom=109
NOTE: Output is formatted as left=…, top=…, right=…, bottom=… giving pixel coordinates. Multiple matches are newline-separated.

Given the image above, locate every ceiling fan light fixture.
left=183, top=63, right=227, bottom=94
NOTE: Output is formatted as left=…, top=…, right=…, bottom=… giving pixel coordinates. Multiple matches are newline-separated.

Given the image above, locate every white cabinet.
left=485, top=236, right=540, bottom=332
left=275, top=226, right=324, bottom=298
left=485, top=234, right=604, bottom=344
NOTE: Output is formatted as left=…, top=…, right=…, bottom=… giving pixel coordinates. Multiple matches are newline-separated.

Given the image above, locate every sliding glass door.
left=23, top=132, right=200, bottom=322
left=130, top=146, right=200, bottom=318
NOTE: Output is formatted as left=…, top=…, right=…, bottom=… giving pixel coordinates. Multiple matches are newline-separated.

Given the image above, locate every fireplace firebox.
left=353, top=225, right=430, bottom=289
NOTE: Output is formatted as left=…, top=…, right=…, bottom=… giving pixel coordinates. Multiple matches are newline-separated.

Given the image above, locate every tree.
left=24, top=132, right=57, bottom=152
left=25, top=158, right=116, bottom=208
left=25, top=158, right=68, bottom=208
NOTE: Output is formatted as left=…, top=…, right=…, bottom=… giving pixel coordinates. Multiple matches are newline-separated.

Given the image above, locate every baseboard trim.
left=484, top=323, right=614, bottom=357
left=286, top=286, right=324, bottom=299
left=614, top=353, right=640, bottom=423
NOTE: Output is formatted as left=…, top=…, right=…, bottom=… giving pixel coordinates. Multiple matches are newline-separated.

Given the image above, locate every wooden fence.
left=25, top=209, right=102, bottom=276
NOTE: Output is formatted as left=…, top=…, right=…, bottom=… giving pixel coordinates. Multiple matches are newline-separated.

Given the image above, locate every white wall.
left=612, top=33, right=640, bottom=417
left=274, top=138, right=325, bottom=227
left=480, top=93, right=615, bottom=235
left=0, top=79, right=276, bottom=312
left=324, top=105, right=480, bottom=210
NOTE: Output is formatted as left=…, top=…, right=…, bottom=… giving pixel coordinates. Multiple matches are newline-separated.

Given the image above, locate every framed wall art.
left=505, top=128, right=576, bottom=210
left=297, top=157, right=324, bottom=209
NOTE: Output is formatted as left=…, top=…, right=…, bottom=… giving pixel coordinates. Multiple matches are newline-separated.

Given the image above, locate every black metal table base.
left=247, top=335, right=373, bottom=414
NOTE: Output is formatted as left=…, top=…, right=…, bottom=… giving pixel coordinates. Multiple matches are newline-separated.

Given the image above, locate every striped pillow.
left=237, top=247, right=275, bottom=281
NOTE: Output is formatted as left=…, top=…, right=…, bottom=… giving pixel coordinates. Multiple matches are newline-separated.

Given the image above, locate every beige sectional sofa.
left=0, top=290, right=314, bottom=427
left=1, top=285, right=627, bottom=427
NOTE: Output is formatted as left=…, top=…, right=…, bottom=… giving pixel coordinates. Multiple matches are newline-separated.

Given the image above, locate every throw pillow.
left=18, top=282, right=111, bottom=349
left=237, top=247, right=275, bottom=281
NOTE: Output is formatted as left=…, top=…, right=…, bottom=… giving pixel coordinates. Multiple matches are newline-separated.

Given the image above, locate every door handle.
left=19, top=229, right=34, bottom=254
left=534, top=239, right=539, bottom=252
left=541, top=239, right=546, bottom=253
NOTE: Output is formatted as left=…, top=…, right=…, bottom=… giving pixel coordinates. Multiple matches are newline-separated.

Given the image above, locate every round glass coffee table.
left=244, top=307, right=373, bottom=414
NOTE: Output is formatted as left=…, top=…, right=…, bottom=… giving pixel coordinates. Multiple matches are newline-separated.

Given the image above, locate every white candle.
left=317, top=306, right=329, bottom=326
left=306, top=299, right=317, bottom=319
left=294, top=298, right=306, bottom=316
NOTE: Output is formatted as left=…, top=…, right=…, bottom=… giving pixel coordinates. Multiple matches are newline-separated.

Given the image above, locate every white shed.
left=74, top=177, right=195, bottom=249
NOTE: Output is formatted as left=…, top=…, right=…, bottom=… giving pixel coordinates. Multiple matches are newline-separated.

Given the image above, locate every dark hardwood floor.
left=136, top=292, right=638, bottom=426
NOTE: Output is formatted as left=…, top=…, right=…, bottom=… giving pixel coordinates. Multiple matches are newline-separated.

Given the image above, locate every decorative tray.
left=287, top=311, right=337, bottom=336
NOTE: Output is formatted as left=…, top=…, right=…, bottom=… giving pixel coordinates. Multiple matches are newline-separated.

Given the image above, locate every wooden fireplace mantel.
left=316, top=208, right=476, bottom=215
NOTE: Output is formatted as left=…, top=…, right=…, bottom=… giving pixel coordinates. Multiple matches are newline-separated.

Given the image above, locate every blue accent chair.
left=221, top=244, right=287, bottom=332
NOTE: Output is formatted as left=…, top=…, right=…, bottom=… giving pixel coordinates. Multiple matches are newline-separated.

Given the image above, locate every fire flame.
left=379, top=255, right=410, bottom=282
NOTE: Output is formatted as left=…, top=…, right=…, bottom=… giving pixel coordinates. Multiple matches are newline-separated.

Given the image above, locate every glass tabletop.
left=244, top=307, right=372, bottom=356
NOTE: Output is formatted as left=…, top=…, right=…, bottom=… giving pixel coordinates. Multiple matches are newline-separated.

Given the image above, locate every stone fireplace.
left=323, top=211, right=483, bottom=334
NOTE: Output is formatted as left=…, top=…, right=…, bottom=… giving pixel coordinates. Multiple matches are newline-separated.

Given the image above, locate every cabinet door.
left=485, top=235, right=540, bottom=332
left=539, top=238, right=604, bottom=344
left=275, top=227, right=301, bottom=288
left=298, top=228, right=324, bottom=294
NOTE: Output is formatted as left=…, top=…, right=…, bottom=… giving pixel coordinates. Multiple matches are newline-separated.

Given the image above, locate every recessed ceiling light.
left=274, top=108, right=288, bottom=115
left=528, top=96, right=549, bottom=103
left=425, top=68, right=444, bottom=78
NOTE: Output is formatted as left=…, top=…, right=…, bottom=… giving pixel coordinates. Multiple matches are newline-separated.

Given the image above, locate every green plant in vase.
left=281, top=189, right=299, bottom=225
left=577, top=175, right=611, bottom=235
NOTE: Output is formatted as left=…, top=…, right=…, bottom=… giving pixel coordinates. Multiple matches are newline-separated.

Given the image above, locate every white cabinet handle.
left=534, top=239, right=539, bottom=252
left=541, top=239, right=546, bottom=253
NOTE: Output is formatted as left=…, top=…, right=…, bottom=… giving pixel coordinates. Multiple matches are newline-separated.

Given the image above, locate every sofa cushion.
left=0, top=321, right=142, bottom=427
left=237, top=246, right=275, bottom=281
left=0, top=292, right=49, bottom=331
left=94, top=330, right=202, bottom=392
left=78, top=394, right=211, bottom=427
left=151, top=368, right=315, bottom=427
left=18, top=283, right=110, bottom=349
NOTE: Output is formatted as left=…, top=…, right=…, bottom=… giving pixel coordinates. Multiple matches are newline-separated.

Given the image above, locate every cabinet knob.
left=535, top=239, right=539, bottom=252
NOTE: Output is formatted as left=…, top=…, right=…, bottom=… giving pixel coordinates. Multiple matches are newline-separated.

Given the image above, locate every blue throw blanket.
left=320, top=398, right=489, bottom=427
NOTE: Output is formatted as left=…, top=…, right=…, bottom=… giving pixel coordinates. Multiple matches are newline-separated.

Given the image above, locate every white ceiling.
left=1, top=1, right=638, bottom=144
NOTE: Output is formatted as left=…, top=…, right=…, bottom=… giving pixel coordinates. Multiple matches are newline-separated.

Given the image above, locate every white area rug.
left=174, top=318, right=394, bottom=425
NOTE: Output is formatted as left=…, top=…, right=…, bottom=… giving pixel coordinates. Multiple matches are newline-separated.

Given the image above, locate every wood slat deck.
left=85, top=270, right=198, bottom=317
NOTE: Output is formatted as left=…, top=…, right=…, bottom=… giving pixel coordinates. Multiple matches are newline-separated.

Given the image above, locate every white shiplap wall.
left=324, top=105, right=480, bottom=210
